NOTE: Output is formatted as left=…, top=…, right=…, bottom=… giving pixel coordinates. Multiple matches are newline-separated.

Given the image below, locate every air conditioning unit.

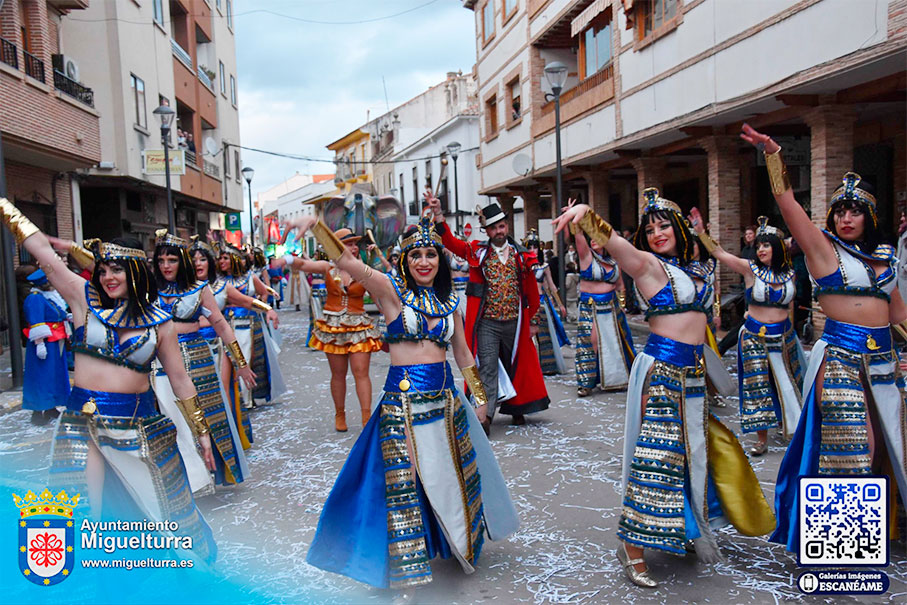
left=51, top=54, right=80, bottom=81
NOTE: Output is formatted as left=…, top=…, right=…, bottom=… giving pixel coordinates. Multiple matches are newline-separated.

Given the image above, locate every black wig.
left=754, top=233, right=791, bottom=272
left=398, top=225, right=453, bottom=301
left=91, top=237, right=158, bottom=316
left=825, top=192, right=884, bottom=254
left=153, top=244, right=197, bottom=290
left=633, top=209, right=697, bottom=265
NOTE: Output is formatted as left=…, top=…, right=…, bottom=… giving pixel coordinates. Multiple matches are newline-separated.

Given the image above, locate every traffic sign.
left=463, top=223, right=472, bottom=238
left=225, top=212, right=241, bottom=231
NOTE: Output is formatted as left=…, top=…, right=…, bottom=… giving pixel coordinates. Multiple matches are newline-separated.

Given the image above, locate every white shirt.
left=491, top=241, right=511, bottom=265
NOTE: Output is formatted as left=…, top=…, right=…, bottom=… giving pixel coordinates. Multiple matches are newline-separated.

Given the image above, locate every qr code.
left=799, top=477, right=888, bottom=566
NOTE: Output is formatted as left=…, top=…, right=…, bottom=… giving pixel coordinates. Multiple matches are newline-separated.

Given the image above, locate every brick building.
left=464, top=0, right=906, bottom=297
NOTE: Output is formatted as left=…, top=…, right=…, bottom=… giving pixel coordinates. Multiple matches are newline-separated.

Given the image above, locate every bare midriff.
left=817, top=294, right=890, bottom=327
left=649, top=311, right=708, bottom=346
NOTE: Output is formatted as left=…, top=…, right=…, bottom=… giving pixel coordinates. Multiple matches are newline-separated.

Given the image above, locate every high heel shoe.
left=749, top=440, right=767, bottom=456
left=616, top=543, right=658, bottom=588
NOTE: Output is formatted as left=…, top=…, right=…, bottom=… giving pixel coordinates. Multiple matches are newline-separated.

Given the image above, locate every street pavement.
left=0, top=308, right=904, bottom=604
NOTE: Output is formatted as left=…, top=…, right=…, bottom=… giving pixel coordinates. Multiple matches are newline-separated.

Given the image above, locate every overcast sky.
left=234, top=0, right=476, bottom=206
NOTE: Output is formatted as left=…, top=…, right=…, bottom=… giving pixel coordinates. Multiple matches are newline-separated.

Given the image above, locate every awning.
left=571, top=0, right=611, bottom=37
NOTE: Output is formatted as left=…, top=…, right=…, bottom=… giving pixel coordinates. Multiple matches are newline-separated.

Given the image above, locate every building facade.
left=60, top=0, right=244, bottom=250
left=465, top=0, right=906, bottom=294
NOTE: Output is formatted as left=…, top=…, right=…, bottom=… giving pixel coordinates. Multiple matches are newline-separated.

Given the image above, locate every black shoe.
left=295, top=305, right=301, bottom=312
left=481, top=417, right=491, bottom=436
left=511, top=414, right=526, bottom=426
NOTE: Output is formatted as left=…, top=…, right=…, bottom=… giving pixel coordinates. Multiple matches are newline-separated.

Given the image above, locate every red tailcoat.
left=439, top=223, right=550, bottom=415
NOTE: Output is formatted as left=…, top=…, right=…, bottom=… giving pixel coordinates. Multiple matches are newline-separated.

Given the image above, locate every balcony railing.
left=197, top=65, right=214, bottom=92
left=24, top=50, right=45, bottom=83
left=170, top=39, right=193, bottom=69
left=540, top=63, right=614, bottom=117
left=53, top=69, right=94, bottom=107
left=185, top=149, right=198, bottom=167
left=203, top=159, right=221, bottom=179
left=0, top=37, right=17, bottom=69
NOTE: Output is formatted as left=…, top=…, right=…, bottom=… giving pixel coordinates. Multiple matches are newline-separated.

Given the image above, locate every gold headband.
left=84, top=238, right=146, bottom=262
left=189, top=234, right=217, bottom=256
left=755, top=216, right=784, bottom=239
left=155, top=228, right=188, bottom=249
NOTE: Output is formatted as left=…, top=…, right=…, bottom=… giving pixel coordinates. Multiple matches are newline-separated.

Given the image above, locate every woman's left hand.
left=237, top=365, right=257, bottom=388
left=688, top=207, right=705, bottom=235
left=551, top=200, right=590, bottom=235
left=266, top=309, right=279, bottom=329
left=197, top=433, right=216, bottom=471
left=474, top=403, right=488, bottom=423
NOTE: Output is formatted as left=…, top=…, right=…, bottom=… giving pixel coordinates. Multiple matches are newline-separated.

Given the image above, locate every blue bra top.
left=812, top=233, right=896, bottom=301
left=579, top=252, right=619, bottom=284
left=746, top=261, right=795, bottom=308
left=158, top=281, right=206, bottom=322
left=383, top=277, right=458, bottom=349
left=70, top=284, right=167, bottom=372
left=637, top=259, right=711, bottom=318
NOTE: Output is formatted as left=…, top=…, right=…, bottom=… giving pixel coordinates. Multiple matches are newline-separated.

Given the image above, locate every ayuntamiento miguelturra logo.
left=13, top=488, right=79, bottom=586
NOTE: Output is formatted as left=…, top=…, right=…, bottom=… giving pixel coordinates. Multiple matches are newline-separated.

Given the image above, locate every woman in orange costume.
left=272, top=228, right=382, bottom=431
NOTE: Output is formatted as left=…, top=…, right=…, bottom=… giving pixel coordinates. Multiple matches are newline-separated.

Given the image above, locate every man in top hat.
left=427, top=196, right=549, bottom=433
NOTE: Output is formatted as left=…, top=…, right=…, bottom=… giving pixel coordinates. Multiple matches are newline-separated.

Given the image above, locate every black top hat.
left=477, top=202, right=507, bottom=228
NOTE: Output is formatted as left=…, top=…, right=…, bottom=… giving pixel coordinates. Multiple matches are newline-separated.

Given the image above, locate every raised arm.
left=425, top=196, right=470, bottom=259
left=0, top=199, right=87, bottom=316
left=688, top=208, right=752, bottom=277
left=201, top=287, right=256, bottom=387
left=741, top=124, right=836, bottom=277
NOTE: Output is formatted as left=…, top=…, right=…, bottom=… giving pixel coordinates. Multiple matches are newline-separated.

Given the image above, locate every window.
left=152, top=0, right=164, bottom=25
left=399, top=173, right=405, bottom=208
left=226, top=0, right=233, bottom=29
left=482, top=1, right=495, bottom=44
left=637, top=0, right=679, bottom=41
left=580, top=12, right=612, bottom=79
left=485, top=94, right=498, bottom=139
left=412, top=166, right=420, bottom=213
left=219, top=61, right=226, bottom=95
left=425, top=160, right=432, bottom=190
left=131, top=74, right=147, bottom=129
left=225, top=147, right=232, bottom=178
left=216, top=0, right=222, bottom=10
left=234, top=149, right=241, bottom=183
left=230, top=75, right=236, bottom=105
left=507, top=77, right=521, bottom=124
left=503, top=0, right=517, bottom=21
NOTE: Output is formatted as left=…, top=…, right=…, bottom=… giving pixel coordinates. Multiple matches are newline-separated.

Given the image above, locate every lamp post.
left=241, top=166, right=255, bottom=246
left=446, top=141, right=462, bottom=233
left=544, top=61, right=568, bottom=302
left=153, top=104, right=177, bottom=234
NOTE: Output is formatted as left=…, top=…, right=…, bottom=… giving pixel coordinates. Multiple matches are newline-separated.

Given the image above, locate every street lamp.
left=446, top=141, right=462, bottom=232
left=241, top=166, right=255, bottom=246
left=544, top=61, right=568, bottom=301
left=153, top=104, right=177, bottom=233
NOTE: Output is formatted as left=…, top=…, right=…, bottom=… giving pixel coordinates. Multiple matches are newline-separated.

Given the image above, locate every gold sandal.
left=749, top=440, right=768, bottom=456
left=617, top=543, right=658, bottom=588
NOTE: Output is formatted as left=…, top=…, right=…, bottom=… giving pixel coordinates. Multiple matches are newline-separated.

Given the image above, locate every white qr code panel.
left=799, top=477, right=888, bottom=566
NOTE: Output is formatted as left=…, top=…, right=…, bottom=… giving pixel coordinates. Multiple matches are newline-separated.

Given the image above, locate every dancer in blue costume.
left=554, top=190, right=775, bottom=588
left=523, top=230, right=571, bottom=376
left=741, top=125, right=907, bottom=552
left=22, top=269, right=71, bottom=423
left=690, top=211, right=805, bottom=455
left=570, top=223, right=635, bottom=393
left=0, top=199, right=217, bottom=562
left=283, top=212, right=518, bottom=589
left=152, top=230, right=256, bottom=492
left=246, top=246, right=286, bottom=404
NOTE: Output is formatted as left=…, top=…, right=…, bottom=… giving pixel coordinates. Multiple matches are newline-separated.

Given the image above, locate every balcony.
left=197, top=65, right=215, bottom=93
left=0, top=37, right=17, bottom=69
left=171, top=38, right=193, bottom=70
left=53, top=70, right=94, bottom=107
left=203, top=158, right=221, bottom=180
left=534, top=63, right=614, bottom=137
left=185, top=149, right=198, bottom=167
left=24, top=51, right=45, bottom=83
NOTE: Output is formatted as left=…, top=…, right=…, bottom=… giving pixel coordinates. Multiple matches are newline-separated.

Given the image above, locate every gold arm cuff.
left=461, top=365, right=488, bottom=409
left=698, top=231, right=719, bottom=254
left=550, top=289, right=565, bottom=313
left=310, top=220, right=345, bottom=260
left=266, top=286, right=279, bottom=298
left=576, top=210, right=613, bottom=249
left=713, top=300, right=721, bottom=320
left=69, top=242, right=94, bottom=268
left=226, top=340, right=248, bottom=368
left=176, top=395, right=209, bottom=436
left=0, top=197, right=40, bottom=244
left=251, top=299, right=272, bottom=313
left=892, top=321, right=907, bottom=342
left=764, top=148, right=791, bottom=195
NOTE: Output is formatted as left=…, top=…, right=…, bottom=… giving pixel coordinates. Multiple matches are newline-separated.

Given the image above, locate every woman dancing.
left=553, top=189, right=775, bottom=588
left=689, top=211, right=804, bottom=455
left=523, top=230, right=570, bottom=376
left=273, top=228, right=382, bottom=431
left=288, top=213, right=518, bottom=589
left=571, top=222, right=635, bottom=393
left=739, top=124, right=907, bottom=552
left=0, top=199, right=216, bottom=561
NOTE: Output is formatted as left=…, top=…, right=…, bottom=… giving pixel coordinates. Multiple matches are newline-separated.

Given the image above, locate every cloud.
left=234, top=0, right=476, bottom=209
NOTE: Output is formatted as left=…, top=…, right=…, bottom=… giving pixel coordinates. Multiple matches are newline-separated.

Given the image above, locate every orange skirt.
left=309, top=312, right=383, bottom=355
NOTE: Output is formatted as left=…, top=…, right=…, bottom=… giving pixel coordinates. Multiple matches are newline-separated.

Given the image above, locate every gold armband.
left=176, top=395, right=209, bottom=436
left=616, top=291, right=627, bottom=311
left=461, top=365, right=487, bottom=409
left=251, top=299, right=272, bottom=313
left=266, top=286, right=279, bottom=298
left=697, top=231, right=719, bottom=254
left=892, top=321, right=907, bottom=342
left=226, top=340, right=248, bottom=368
left=0, top=197, right=40, bottom=244
left=69, top=242, right=94, bottom=268
left=713, top=300, right=721, bottom=320
left=576, top=210, right=613, bottom=249
left=550, top=289, right=565, bottom=313
left=764, top=148, right=791, bottom=195
left=310, top=220, right=345, bottom=260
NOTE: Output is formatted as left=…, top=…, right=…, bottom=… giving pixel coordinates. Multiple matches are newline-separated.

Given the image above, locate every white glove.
left=36, top=341, right=47, bottom=360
